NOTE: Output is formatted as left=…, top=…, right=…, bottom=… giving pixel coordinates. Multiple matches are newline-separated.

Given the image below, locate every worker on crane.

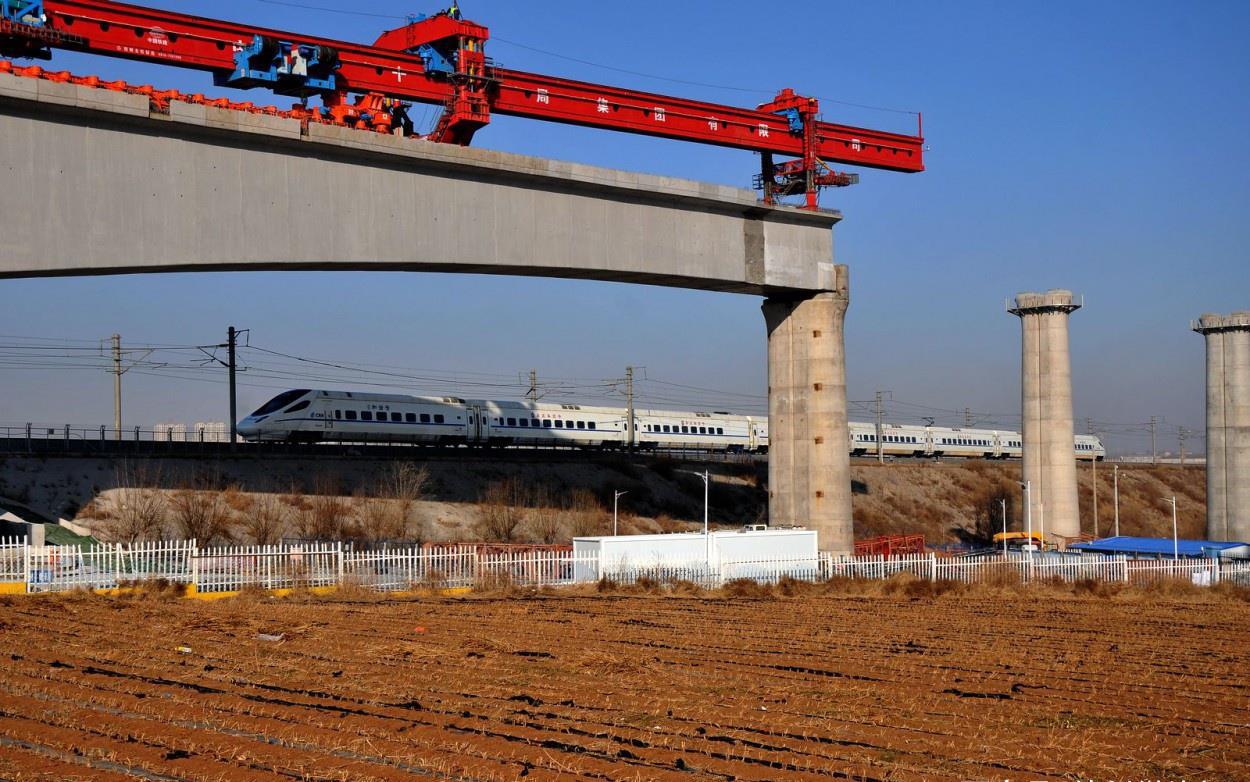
left=448, top=2, right=462, bottom=20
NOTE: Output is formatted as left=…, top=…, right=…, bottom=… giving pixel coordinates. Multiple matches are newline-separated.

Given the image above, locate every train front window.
left=282, top=400, right=311, bottom=414
left=250, top=389, right=309, bottom=416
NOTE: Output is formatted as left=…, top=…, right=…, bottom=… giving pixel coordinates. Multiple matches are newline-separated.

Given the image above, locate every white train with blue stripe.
left=236, top=388, right=1103, bottom=460
left=236, top=389, right=766, bottom=451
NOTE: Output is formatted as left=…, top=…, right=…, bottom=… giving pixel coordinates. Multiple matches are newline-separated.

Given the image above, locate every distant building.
left=192, top=421, right=229, bottom=442
left=154, top=422, right=187, bottom=442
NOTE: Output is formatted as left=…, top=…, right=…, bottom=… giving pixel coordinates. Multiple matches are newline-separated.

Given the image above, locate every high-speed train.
left=237, top=388, right=1105, bottom=460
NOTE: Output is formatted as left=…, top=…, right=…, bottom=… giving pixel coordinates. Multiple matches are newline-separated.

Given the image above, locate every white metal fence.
left=0, top=537, right=1248, bottom=594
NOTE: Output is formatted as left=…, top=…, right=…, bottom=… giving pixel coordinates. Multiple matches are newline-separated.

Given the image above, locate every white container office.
left=572, top=527, right=818, bottom=581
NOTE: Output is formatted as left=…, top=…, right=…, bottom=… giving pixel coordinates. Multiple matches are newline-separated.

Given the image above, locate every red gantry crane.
left=0, top=0, right=924, bottom=208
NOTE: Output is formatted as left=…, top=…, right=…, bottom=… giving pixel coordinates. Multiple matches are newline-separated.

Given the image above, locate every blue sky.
left=2, top=0, right=1247, bottom=455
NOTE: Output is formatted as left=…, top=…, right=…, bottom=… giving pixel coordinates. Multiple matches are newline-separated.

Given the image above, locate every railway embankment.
left=0, top=453, right=1206, bottom=545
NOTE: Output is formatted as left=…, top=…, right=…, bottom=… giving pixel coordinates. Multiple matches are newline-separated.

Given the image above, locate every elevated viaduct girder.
left=0, top=74, right=855, bottom=551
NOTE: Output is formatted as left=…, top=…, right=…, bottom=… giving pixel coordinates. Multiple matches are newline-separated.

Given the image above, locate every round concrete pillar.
left=1194, top=312, right=1250, bottom=541
left=1010, top=290, right=1082, bottom=541
left=763, top=265, right=853, bottom=554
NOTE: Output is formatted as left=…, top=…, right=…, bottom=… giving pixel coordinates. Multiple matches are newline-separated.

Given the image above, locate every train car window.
left=555, top=420, right=564, bottom=428
left=420, top=413, right=431, bottom=423
left=434, top=414, right=445, bottom=424
left=507, top=417, right=517, bottom=426
left=519, top=419, right=529, bottom=427
left=361, top=411, right=373, bottom=421
left=717, top=427, right=724, bottom=435
left=543, top=420, right=552, bottom=428
left=335, top=410, right=342, bottom=419
left=661, top=425, right=669, bottom=433
left=391, top=412, right=402, bottom=422
left=565, top=420, right=573, bottom=429
left=576, top=421, right=585, bottom=429
left=345, top=410, right=357, bottom=421
left=283, top=400, right=311, bottom=413
left=531, top=418, right=540, bottom=426
left=405, top=413, right=416, bottom=423
left=588, top=422, right=596, bottom=430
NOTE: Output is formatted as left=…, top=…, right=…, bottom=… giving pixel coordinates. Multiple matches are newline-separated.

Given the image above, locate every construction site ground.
left=0, top=585, right=1245, bottom=781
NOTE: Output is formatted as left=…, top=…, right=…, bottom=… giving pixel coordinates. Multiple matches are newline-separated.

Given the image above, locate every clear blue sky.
left=2, top=0, right=1247, bottom=455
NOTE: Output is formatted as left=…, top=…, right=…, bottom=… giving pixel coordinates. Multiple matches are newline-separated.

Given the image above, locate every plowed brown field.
left=0, top=591, right=1245, bottom=782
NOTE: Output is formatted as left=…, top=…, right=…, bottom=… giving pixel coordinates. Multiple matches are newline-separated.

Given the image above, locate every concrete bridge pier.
left=1009, top=290, right=1082, bottom=540
left=1193, top=312, right=1250, bottom=541
left=763, top=265, right=853, bottom=554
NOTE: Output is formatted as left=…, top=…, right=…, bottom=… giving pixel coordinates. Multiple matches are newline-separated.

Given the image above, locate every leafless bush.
left=105, top=461, right=168, bottom=543
left=220, top=484, right=254, bottom=514
left=380, top=462, right=430, bottom=542
left=293, top=474, right=349, bottom=541
left=476, top=478, right=526, bottom=542
left=567, top=488, right=609, bottom=537
left=168, top=489, right=233, bottom=545
left=243, top=493, right=287, bottom=545
left=295, top=492, right=347, bottom=541
left=526, top=485, right=565, bottom=544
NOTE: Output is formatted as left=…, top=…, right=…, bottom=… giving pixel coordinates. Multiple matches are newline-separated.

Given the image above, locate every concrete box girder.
left=0, top=73, right=839, bottom=295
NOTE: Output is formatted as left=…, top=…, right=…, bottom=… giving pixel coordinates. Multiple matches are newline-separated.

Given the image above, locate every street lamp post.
left=682, top=470, right=712, bottom=566
left=1000, top=498, right=1008, bottom=555
left=1017, top=480, right=1033, bottom=553
left=613, top=490, right=628, bottom=536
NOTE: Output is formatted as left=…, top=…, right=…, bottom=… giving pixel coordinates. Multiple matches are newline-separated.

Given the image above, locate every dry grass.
left=851, top=461, right=1205, bottom=543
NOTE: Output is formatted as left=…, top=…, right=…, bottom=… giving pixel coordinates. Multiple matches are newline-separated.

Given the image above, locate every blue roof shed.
left=1070, top=536, right=1250, bottom=559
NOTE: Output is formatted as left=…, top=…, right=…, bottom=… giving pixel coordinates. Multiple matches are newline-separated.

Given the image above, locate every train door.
left=469, top=404, right=484, bottom=444
left=923, top=427, right=935, bottom=456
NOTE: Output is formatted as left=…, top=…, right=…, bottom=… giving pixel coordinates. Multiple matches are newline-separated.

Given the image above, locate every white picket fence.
left=25, top=539, right=197, bottom=593
left=0, top=537, right=1248, bottom=594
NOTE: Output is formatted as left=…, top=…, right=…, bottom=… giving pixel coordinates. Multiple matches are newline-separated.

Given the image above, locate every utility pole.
left=964, top=407, right=972, bottom=428
left=227, top=326, right=238, bottom=445
left=527, top=369, right=538, bottom=401
left=875, top=390, right=885, bottom=463
left=1178, top=426, right=1187, bottom=467
left=111, top=333, right=122, bottom=440
left=1150, top=415, right=1158, bottom=465
left=625, top=366, right=635, bottom=450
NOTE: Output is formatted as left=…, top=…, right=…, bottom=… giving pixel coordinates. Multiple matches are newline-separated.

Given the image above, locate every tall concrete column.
left=763, top=265, right=853, bottom=554
left=1009, top=290, right=1082, bottom=540
left=1193, top=312, right=1250, bottom=541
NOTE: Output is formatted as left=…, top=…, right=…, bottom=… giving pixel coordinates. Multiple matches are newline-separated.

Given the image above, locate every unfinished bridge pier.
left=1193, top=312, right=1250, bottom=541
left=763, top=266, right=854, bottom=555
left=1009, top=290, right=1082, bottom=540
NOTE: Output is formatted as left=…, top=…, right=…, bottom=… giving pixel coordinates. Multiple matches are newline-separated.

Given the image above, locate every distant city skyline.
left=2, top=0, right=1246, bottom=459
